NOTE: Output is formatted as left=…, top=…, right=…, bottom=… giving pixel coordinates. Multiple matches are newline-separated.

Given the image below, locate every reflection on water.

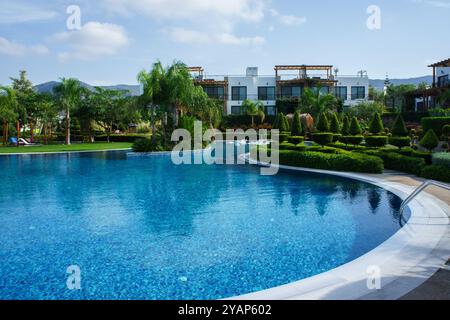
left=0, top=151, right=405, bottom=300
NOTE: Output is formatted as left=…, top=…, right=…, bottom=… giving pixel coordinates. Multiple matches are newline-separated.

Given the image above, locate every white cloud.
left=167, top=28, right=265, bottom=46
left=50, top=22, right=129, bottom=62
left=0, top=1, right=57, bottom=24
left=103, top=0, right=266, bottom=22
left=0, top=37, right=49, bottom=56
left=270, top=9, right=307, bottom=26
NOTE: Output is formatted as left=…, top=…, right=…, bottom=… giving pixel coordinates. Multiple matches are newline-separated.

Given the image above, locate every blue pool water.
left=0, top=151, right=405, bottom=300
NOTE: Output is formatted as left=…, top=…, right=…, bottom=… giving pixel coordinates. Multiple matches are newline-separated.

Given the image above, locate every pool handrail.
left=399, top=180, right=450, bottom=226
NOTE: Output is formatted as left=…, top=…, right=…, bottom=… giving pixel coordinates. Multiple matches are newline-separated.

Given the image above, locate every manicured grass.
left=0, top=142, right=133, bottom=154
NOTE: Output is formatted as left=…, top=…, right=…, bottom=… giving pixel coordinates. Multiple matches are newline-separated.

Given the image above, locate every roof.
left=274, top=65, right=333, bottom=71
left=428, top=58, right=450, bottom=68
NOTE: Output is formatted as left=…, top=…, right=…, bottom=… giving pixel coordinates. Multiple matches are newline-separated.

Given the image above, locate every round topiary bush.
left=287, top=136, right=304, bottom=144
left=442, top=124, right=450, bottom=137
left=389, top=136, right=411, bottom=149
left=420, top=129, right=439, bottom=151
left=312, top=132, right=333, bottom=146
left=365, top=136, right=388, bottom=148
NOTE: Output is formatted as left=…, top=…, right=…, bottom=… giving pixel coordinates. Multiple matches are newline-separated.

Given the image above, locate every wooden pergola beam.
left=274, top=65, right=333, bottom=71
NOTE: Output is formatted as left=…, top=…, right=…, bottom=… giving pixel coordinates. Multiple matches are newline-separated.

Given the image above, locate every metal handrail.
left=399, top=180, right=450, bottom=225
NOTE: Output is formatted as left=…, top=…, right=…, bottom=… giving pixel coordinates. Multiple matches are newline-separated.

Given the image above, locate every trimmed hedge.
left=342, top=135, right=364, bottom=145
left=279, top=133, right=290, bottom=143
left=132, top=138, right=164, bottom=152
left=432, top=153, right=450, bottom=168
left=332, top=134, right=343, bottom=142
left=279, top=142, right=298, bottom=151
left=420, top=165, right=450, bottom=183
left=362, top=150, right=425, bottom=175
left=421, top=117, right=450, bottom=136
left=389, top=136, right=411, bottom=149
left=312, top=132, right=333, bottom=146
left=96, top=134, right=151, bottom=143
left=287, top=136, right=305, bottom=144
left=365, top=136, right=388, bottom=148
left=276, top=150, right=383, bottom=173
left=420, top=129, right=439, bottom=151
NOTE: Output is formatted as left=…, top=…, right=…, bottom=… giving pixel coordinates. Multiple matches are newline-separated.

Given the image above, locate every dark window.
left=351, top=86, right=365, bottom=100
left=265, top=106, right=277, bottom=116
left=280, top=86, right=302, bottom=98
left=232, top=86, right=247, bottom=101
left=231, top=106, right=241, bottom=115
left=335, top=86, right=348, bottom=101
left=438, top=75, right=449, bottom=88
left=258, top=87, right=276, bottom=100
left=204, top=86, right=225, bottom=100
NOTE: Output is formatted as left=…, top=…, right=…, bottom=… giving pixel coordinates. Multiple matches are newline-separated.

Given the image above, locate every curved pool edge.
left=0, top=148, right=132, bottom=156
left=232, top=158, right=450, bottom=300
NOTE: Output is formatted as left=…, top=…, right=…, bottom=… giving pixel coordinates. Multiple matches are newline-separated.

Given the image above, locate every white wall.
left=226, top=76, right=276, bottom=114
left=335, top=76, right=370, bottom=106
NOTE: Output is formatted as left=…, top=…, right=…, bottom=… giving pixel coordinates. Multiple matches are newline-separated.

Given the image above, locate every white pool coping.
left=231, top=156, right=450, bottom=300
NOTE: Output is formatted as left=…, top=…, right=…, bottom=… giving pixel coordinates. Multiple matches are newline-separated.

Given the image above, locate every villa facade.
left=189, top=65, right=370, bottom=115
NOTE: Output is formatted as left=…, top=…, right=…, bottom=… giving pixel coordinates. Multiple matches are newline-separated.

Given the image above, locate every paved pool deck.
left=367, top=171, right=450, bottom=300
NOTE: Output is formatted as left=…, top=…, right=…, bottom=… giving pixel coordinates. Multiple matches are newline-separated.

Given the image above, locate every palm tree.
left=299, top=87, right=337, bottom=117
left=53, top=78, right=82, bottom=145
left=0, top=87, right=18, bottom=145
left=241, top=99, right=265, bottom=127
left=36, top=94, right=57, bottom=144
left=138, top=61, right=165, bottom=144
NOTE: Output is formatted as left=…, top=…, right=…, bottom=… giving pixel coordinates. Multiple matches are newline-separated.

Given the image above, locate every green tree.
left=386, top=84, right=416, bottom=112
left=368, top=112, right=384, bottom=134
left=329, top=112, right=340, bottom=133
left=316, top=113, right=330, bottom=132
left=291, top=111, right=303, bottom=136
left=0, top=87, right=19, bottom=145
left=299, top=87, right=337, bottom=117
left=10, top=71, right=34, bottom=142
left=241, top=99, right=265, bottom=127
left=391, top=114, right=408, bottom=136
left=53, top=78, right=82, bottom=145
left=36, top=93, right=57, bottom=144
left=349, top=117, right=362, bottom=135
left=420, top=129, right=439, bottom=151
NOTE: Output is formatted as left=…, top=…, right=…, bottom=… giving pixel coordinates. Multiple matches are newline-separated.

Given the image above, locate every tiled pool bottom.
left=0, top=151, right=405, bottom=300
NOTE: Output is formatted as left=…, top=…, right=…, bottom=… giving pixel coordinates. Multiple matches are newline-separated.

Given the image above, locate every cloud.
left=270, top=9, right=307, bottom=26
left=0, top=1, right=57, bottom=24
left=0, top=37, right=49, bottom=56
left=102, top=0, right=266, bottom=22
left=167, top=28, right=265, bottom=46
left=50, top=22, right=129, bottom=62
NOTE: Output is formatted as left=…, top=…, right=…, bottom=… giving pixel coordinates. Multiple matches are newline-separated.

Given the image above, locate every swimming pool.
left=0, top=151, right=406, bottom=300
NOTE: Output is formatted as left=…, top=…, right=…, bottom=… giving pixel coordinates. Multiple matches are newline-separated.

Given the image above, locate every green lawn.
left=0, top=142, right=133, bottom=154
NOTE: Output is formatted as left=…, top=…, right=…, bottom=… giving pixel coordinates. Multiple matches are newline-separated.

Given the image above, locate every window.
left=351, top=86, right=365, bottom=100
left=204, top=86, right=225, bottom=100
left=438, top=75, right=449, bottom=88
left=231, top=106, right=241, bottom=115
left=281, top=86, right=302, bottom=98
left=335, top=86, right=348, bottom=101
left=265, top=106, right=277, bottom=116
left=232, top=86, right=247, bottom=101
left=258, top=87, right=276, bottom=100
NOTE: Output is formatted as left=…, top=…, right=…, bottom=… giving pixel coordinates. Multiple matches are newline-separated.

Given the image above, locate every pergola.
left=188, top=67, right=204, bottom=78
left=428, top=58, right=450, bottom=88
left=274, top=65, right=334, bottom=79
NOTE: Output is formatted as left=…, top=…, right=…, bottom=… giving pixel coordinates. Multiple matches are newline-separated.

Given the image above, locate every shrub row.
left=420, top=165, right=450, bottom=183
left=365, top=136, right=388, bottom=148
left=276, top=150, right=384, bottom=174
left=421, top=117, right=450, bottom=136
left=388, top=136, right=411, bottom=148
left=361, top=150, right=425, bottom=175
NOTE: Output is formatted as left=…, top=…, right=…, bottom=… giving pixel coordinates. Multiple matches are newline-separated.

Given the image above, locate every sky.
left=0, top=0, right=449, bottom=86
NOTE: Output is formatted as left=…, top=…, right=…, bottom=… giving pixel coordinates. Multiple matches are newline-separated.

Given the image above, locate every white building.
left=191, top=65, right=370, bottom=115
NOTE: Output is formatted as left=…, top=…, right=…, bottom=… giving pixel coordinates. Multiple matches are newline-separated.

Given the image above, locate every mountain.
left=369, top=76, right=433, bottom=91
left=34, top=81, right=140, bottom=96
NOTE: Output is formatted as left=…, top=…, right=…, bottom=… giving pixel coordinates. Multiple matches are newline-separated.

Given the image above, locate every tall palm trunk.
left=5, top=122, right=9, bottom=145
left=150, top=104, right=156, bottom=144
left=2, top=121, right=6, bottom=145
left=65, top=107, right=71, bottom=145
